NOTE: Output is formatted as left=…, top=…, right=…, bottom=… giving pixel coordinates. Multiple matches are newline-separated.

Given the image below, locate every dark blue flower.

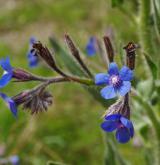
left=0, top=92, right=18, bottom=117
left=27, top=37, right=39, bottom=68
left=101, top=114, right=134, bottom=143
left=0, top=57, right=13, bottom=88
left=86, top=37, right=97, bottom=56
left=95, top=62, right=133, bottom=99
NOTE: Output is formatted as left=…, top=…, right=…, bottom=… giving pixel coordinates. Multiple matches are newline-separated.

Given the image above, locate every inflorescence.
left=0, top=35, right=138, bottom=143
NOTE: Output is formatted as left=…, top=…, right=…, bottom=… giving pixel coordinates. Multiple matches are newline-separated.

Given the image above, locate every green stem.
left=133, top=92, right=160, bottom=165
left=139, top=0, right=154, bottom=55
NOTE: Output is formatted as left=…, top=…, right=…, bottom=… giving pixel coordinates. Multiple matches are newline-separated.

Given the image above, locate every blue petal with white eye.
left=0, top=93, right=17, bottom=117
left=0, top=57, right=13, bottom=88
left=119, top=66, right=133, bottom=81
left=116, top=127, right=130, bottom=143
left=108, top=62, right=119, bottom=75
left=95, top=73, right=109, bottom=85
left=118, top=81, right=131, bottom=96
left=101, top=120, right=118, bottom=132
left=120, top=116, right=134, bottom=137
left=100, top=85, right=116, bottom=99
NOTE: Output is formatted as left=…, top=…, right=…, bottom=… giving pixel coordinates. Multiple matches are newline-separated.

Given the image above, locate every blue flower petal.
left=30, top=36, right=36, bottom=45
left=9, top=99, right=18, bottom=117
left=120, top=117, right=134, bottom=137
left=116, top=127, right=130, bottom=143
left=101, top=120, right=118, bottom=132
left=108, top=62, right=119, bottom=75
left=86, top=37, right=96, bottom=56
left=100, top=85, right=117, bottom=99
left=27, top=51, right=39, bottom=68
left=105, top=114, right=121, bottom=121
left=118, top=81, right=131, bottom=96
left=0, top=72, right=12, bottom=88
left=119, top=66, right=133, bottom=81
left=0, top=57, right=12, bottom=71
left=95, top=73, right=109, bottom=85
left=0, top=93, right=17, bottom=117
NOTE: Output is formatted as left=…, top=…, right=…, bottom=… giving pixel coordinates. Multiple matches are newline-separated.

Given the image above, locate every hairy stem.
left=133, top=92, right=160, bottom=165
left=139, top=0, right=154, bottom=55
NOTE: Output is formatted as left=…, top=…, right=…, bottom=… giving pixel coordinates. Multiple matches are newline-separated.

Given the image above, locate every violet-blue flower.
left=9, top=155, right=20, bottom=165
left=0, top=92, right=17, bottom=117
left=86, top=37, right=97, bottom=56
left=95, top=62, right=133, bottom=99
left=0, top=57, right=13, bottom=88
left=101, top=114, right=134, bottom=143
left=27, top=37, right=39, bottom=68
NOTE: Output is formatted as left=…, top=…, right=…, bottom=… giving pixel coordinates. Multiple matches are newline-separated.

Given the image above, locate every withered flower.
left=12, top=87, right=53, bottom=115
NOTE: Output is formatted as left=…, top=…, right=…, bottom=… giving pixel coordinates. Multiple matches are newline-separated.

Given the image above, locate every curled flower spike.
left=0, top=93, right=18, bottom=117
left=0, top=57, right=13, bottom=88
left=86, top=37, right=97, bottom=56
left=101, top=114, right=134, bottom=143
left=95, top=62, right=133, bottom=99
left=27, top=37, right=39, bottom=68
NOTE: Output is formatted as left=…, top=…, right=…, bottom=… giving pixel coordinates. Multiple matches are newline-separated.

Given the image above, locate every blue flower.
left=0, top=57, right=13, bottom=88
left=86, top=37, right=97, bottom=56
left=101, top=114, right=134, bottom=143
left=9, top=155, right=20, bottom=165
left=95, top=62, right=133, bottom=99
left=27, top=37, right=39, bottom=68
left=0, top=92, right=18, bottom=117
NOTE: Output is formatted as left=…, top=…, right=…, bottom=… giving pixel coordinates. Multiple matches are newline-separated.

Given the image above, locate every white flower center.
left=111, top=75, right=119, bottom=85
left=3, top=70, right=8, bottom=75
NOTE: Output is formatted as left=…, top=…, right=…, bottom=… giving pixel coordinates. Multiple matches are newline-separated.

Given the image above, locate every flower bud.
left=13, top=68, right=41, bottom=82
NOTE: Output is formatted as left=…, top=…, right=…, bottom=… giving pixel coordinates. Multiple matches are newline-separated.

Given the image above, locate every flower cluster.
left=0, top=34, right=137, bottom=145
left=94, top=43, right=136, bottom=143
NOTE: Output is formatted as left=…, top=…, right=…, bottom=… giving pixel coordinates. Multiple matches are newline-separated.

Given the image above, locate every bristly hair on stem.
left=103, top=36, right=114, bottom=63
left=64, top=34, right=93, bottom=78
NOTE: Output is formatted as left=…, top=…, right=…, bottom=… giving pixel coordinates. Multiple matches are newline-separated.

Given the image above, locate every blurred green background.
left=0, top=0, right=144, bottom=164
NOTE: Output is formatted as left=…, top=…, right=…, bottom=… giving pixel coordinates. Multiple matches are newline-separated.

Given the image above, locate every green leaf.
left=137, top=79, right=154, bottom=99
left=49, top=37, right=86, bottom=77
left=139, top=123, right=149, bottom=141
left=112, top=0, right=124, bottom=7
left=144, top=53, right=158, bottom=79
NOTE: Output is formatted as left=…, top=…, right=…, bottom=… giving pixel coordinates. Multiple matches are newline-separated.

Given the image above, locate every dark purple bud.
left=103, top=36, right=114, bottom=63
left=12, top=90, right=31, bottom=106
left=12, top=68, right=43, bottom=82
left=32, top=42, right=67, bottom=77
left=64, top=34, right=93, bottom=78
left=123, top=42, right=139, bottom=70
